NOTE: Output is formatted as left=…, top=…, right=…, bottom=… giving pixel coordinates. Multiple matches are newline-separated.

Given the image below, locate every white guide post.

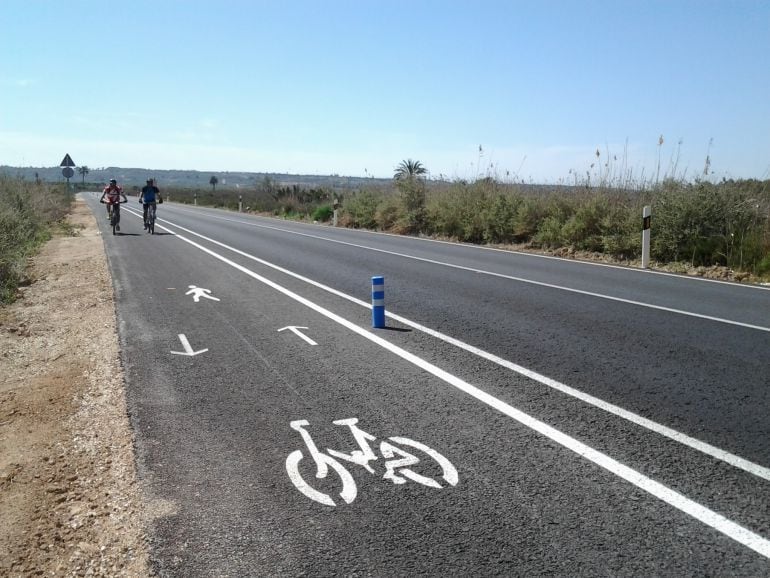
left=641, top=205, right=651, bottom=269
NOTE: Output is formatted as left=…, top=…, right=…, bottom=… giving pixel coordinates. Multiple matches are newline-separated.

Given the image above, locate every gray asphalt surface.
left=86, top=194, right=770, bottom=576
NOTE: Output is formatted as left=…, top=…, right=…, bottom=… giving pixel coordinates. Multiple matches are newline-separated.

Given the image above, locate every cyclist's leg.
left=143, top=203, right=148, bottom=227
left=115, top=204, right=121, bottom=231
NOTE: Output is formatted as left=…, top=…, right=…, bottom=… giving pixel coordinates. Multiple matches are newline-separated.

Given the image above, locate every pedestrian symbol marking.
left=185, top=285, right=220, bottom=302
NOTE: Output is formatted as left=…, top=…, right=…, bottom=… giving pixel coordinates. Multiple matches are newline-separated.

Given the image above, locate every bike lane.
left=92, top=200, right=770, bottom=576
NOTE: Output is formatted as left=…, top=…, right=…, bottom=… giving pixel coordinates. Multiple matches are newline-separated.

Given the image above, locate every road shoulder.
left=0, top=196, right=150, bottom=576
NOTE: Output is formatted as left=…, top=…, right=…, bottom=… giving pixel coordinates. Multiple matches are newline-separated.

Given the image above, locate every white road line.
left=164, top=206, right=770, bottom=332
left=151, top=215, right=770, bottom=484
left=149, top=217, right=770, bottom=559
left=171, top=205, right=770, bottom=292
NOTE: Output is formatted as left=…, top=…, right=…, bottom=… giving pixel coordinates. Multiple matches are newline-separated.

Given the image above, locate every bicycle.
left=286, top=418, right=458, bottom=506
left=144, top=202, right=157, bottom=234
left=101, top=197, right=127, bottom=235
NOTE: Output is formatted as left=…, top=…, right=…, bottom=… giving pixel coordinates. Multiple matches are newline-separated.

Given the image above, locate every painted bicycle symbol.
left=286, top=418, right=458, bottom=506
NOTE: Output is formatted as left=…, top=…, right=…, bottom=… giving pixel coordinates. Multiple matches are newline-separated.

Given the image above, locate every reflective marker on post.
left=371, top=276, right=385, bottom=328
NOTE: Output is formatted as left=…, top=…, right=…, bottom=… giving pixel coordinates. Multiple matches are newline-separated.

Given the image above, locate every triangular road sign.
left=59, top=153, right=75, bottom=167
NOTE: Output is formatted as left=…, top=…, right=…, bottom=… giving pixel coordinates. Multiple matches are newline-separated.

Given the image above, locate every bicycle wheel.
left=380, top=437, right=459, bottom=488
left=285, top=450, right=357, bottom=506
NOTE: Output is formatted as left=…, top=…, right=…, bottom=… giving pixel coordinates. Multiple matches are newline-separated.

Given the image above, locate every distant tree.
left=393, top=159, right=428, bottom=233
left=78, top=165, right=90, bottom=183
left=210, top=175, right=218, bottom=191
left=394, top=159, right=427, bottom=181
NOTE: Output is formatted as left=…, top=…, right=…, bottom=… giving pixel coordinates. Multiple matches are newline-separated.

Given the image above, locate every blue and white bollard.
left=371, top=276, right=385, bottom=328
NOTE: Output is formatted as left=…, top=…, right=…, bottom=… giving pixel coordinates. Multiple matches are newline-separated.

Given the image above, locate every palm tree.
left=77, top=165, right=90, bottom=184
left=393, top=159, right=428, bottom=233
left=210, top=175, right=218, bottom=191
left=393, top=159, right=427, bottom=181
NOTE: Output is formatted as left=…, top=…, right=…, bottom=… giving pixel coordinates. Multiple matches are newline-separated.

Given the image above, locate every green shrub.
left=375, top=196, right=403, bottom=231
left=513, top=197, right=548, bottom=241
left=312, top=204, right=333, bottom=222
left=561, top=197, right=607, bottom=251
left=601, top=203, right=640, bottom=258
left=396, top=179, right=427, bottom=234
left=756, top=253, right=770, bottom=276
left=533, top=215, right=565, bottom=248
left=482, top=194, right=519, bottom=244
left=425, top=195, right=464, bottom=239
left=651, top=179, right=770, bottom=269
left=343, top=190, right=381, bottom=229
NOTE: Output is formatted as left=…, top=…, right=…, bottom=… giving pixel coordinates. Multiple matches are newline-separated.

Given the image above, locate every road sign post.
left=62, top=166, right=75, bottom=186
left=60, top=154, right=76, bottom=188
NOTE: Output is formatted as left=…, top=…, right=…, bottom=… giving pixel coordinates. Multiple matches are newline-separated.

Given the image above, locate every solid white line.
left=170, top=203, right=770, bottom=292
left=164, top=206, right=770, bottom=332
left=149, top=217, right=770, bottom=559
left=151, top=214, right=770, bottom=484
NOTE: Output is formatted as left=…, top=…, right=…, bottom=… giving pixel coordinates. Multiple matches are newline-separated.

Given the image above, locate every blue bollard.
left=371, top=276, right=385, bottom=328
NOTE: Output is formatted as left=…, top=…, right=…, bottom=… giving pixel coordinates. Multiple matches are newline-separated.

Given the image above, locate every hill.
left=0, top=165, right=392, bottom=190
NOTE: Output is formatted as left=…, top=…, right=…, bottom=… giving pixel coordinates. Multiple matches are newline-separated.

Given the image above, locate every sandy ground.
left=0, top=197, right=151, bottom=577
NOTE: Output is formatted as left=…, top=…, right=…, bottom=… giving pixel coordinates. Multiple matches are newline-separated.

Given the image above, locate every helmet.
left=146, top=178, right=153, bottom=184
left=109, top=179, right=117, bottom=184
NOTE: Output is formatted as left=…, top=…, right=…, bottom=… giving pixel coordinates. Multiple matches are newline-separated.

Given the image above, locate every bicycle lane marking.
left=147, top=217, right=770, bottom=560
left=286, top=417, right=459, bottom=507
left=147, top=212, right=770, bottom=485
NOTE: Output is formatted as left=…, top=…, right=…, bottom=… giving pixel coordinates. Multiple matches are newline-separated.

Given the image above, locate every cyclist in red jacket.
left=99, top=179, right=127, bottom=224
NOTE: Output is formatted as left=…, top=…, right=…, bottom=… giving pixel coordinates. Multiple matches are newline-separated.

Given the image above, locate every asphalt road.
left=85, top=194, right=770, bottom=576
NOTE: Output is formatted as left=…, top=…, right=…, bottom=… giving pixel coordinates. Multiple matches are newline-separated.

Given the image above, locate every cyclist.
left=139, top=178, right=163, bottom=230
left=100, top=179, right=124, bottom=222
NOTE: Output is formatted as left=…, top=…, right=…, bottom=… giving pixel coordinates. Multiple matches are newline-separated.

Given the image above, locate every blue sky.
left=2, top=0, right=769, bottom=182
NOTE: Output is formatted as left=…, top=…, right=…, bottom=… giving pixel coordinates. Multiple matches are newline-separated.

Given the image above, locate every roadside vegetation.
left=163, top=164, right=770, bottom=280
left=61, top=141, right=770, bottom=283
left=0, top=176, right=72, bottom=303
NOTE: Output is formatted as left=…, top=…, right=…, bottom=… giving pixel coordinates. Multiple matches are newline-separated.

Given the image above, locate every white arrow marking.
left=278, top=326, right=317, bottom=346
left=170, top=334, right=208, bottom=356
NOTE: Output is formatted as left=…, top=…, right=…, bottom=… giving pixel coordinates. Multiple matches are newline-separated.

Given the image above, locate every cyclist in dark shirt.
left=139, top=178, right=163, bottom=230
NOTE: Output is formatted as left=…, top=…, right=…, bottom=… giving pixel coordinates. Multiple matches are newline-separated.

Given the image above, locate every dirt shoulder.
left=0, top=197, right=150, bottom=576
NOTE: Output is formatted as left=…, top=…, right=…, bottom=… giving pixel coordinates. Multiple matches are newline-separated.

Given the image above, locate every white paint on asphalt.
left=170, top=333, right=208, bottom=357
left=278, top=326, right=318, bottom=346
left=148, top=216, right=770, bottom=560
left=167, top=207, right=770, bottom=325
left=185, top=285, right=220, bottom=302
left=148, top=214, right=770, bottom=485
left=286, top=417, right=458, bottom=506
left=172, top=205, right=770, bottom=293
